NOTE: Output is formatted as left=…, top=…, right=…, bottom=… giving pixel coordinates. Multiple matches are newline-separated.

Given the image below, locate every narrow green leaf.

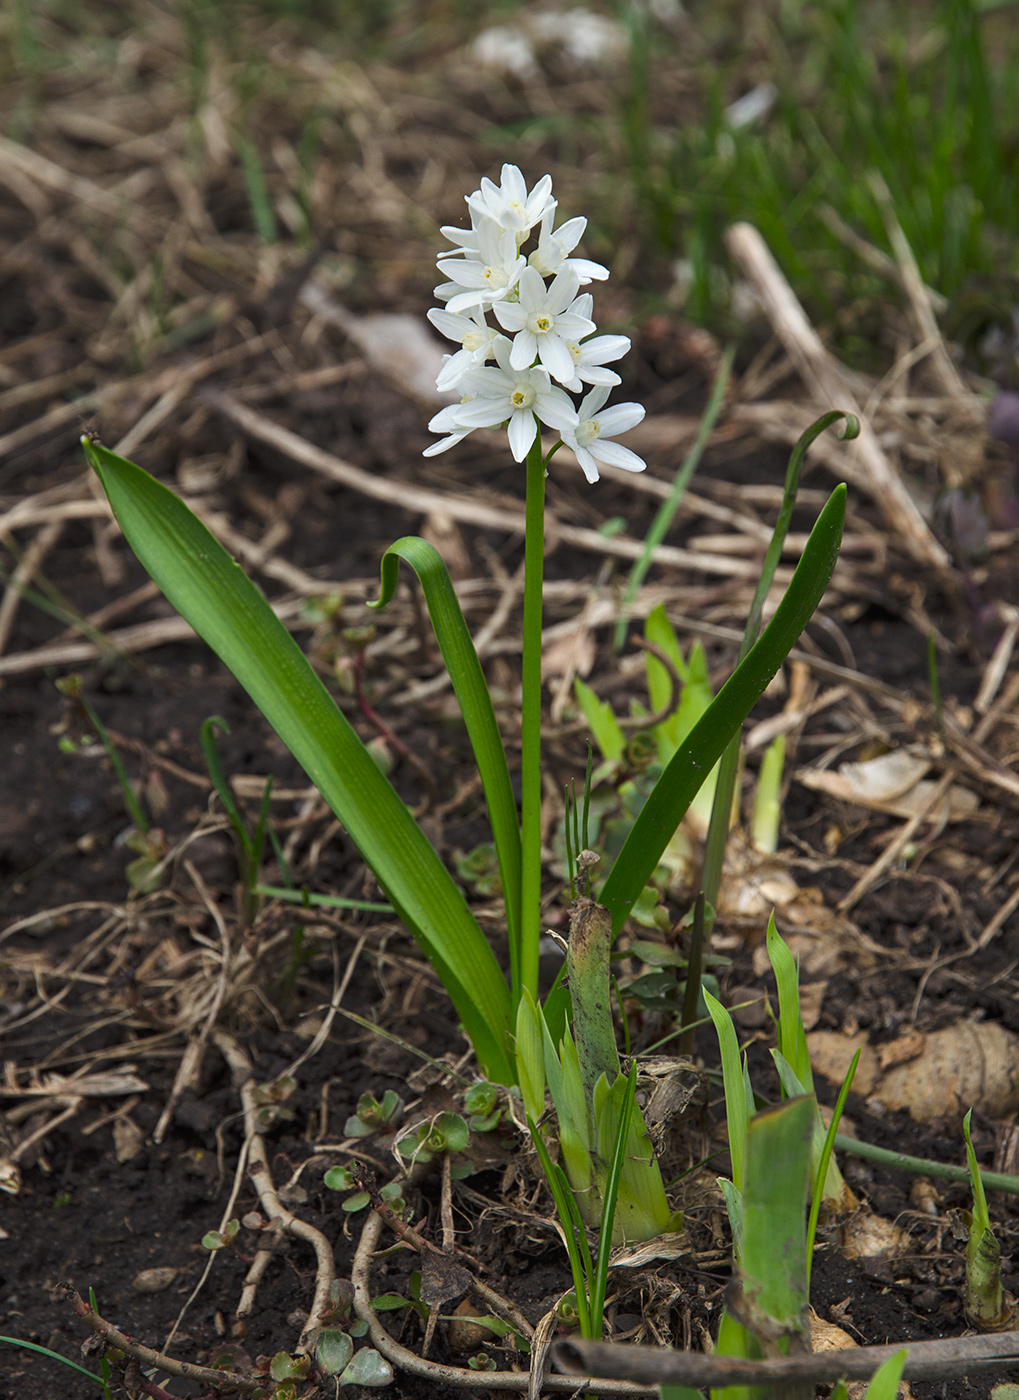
left=591, top=1062, right=639, bottom=1323
left=767, top=915, right=812, bottom=1091
left=84, top=440, right=513, bottom=1083
left=514, top=991, right=547, bottom=1124
left=372, top=537, right=522, bottom=986
left=527, top=1116, right=594, bottom=1338
left=600, top=485, right=846, bottom=936
left=703, top=989, right=747, bottom=1192
left=0, top=1337, right=104, bottom=1387
left=806, top=1049, right=860, bottom=1289
left=862, top=1349, right=907, bottom=1400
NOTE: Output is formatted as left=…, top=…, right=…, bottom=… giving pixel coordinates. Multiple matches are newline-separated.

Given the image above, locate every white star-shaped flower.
left=528, top=208, right=609, bottom=283
left=435, top=220, right=526, bottom=315
left=466, top=164, right=554, bottom=236
left=427, top=306, right=500, bottom=391
left=561, top=385, right=646, bottom=483
left=492, top=267, right=596, bottom=384
left=424, top=336, right=578, bottom=462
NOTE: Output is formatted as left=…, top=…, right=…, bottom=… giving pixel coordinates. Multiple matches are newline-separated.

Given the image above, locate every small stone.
left=133, top=1267, right=178, bottom=1294
left=447, top=1298, right=499, bottom=1354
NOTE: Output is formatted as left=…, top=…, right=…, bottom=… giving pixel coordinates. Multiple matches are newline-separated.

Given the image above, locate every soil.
left=3, top=11, right=1019, bottom=1400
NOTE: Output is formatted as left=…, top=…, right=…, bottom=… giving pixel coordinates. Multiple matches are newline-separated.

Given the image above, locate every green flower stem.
left=519, top=426, right=546, bottom=1004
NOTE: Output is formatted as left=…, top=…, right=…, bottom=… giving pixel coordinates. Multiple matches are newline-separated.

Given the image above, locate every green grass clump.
left=612, top=0, right=1019, bottom=347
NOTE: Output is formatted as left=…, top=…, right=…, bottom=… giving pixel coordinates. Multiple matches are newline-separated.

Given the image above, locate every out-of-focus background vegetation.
left=3, top=0, right=1017, bottom=375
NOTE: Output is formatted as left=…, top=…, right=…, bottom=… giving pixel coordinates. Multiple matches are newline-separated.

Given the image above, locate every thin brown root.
left=63, top=1284, right=264, bottom=1395
left=351, top=1207, right=654, bottom=1395
left=215, top=1030, right=335, bottom=1349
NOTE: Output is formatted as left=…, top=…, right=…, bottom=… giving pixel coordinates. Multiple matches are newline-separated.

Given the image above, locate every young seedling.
left=962, top=1108, right=1013, bottom=1329
left=711, top=1095, right=816, bottom=1400
left=344, top=1090, right=404, bottom=1139
left=56, top=675, right=167, bottom=892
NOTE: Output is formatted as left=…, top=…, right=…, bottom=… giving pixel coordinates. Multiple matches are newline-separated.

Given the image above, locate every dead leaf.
left=877, top=1031, right=925, bottom=1071
left=795, top=750, right=979, bottom=824
left=809, top=1022, right=1019, bottom=1122
left=113, top=1115, right=145, bottom=1163
left=419, top=1251, right=472, bottom=1309
left=809, top=1307, right=914, bottom=1398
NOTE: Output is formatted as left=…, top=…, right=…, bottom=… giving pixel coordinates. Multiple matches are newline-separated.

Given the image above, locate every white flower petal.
left=579, top=384, right=611, bottom=417
left=507, top=407, right=537, bottom=461
left=596, top=402, right=645, bottom=435
left=538, top=334, right=577, bottom=385
left=588, top=440, right=646, bottom=473
left=510, top=330, right=538, bottom=370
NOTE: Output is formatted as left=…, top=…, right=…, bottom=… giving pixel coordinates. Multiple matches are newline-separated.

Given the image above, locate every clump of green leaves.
left=344, top=1089, right=403, bottom=1139
left=395, top=1111, right=470, bottom=1166
left=252, top=1075, right=297, bottom=1131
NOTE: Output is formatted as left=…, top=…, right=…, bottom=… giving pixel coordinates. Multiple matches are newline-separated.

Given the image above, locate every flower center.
left=511, top=385, right=537, bottom=410
left=482, top=266, right=508, bottom=288
left=462, top=329, right=487, bottom=352
left=527, top=312, right=554, bottom=335
left=576, top=418, right=601, bottom=448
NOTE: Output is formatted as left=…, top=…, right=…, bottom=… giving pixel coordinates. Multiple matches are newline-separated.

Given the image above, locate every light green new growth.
left=768, top=914, right=849, bottom=1206
left=963, top=1107, right=1006, bottom=1327
left=751, top=734, right=785, bottom=854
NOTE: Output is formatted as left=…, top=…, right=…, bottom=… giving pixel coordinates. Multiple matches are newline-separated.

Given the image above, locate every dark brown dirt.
left=3, top=377, right=1019, bottom=1399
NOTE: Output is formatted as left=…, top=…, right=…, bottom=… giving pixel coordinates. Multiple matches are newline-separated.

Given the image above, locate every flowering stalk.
left=520, top=431, right=546, bottom=1002
left=425, top=163, right=648, bottom=1005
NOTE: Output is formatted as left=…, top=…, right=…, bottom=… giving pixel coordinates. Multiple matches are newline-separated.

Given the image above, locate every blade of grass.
left=614, top=346, right=735, bottom=651
left=0, top=1337, right=106, bottom=1389
left=805, top=1050, right=860, bottom=1292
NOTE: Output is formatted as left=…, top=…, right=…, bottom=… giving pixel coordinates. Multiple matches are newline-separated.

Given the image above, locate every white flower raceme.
left=561, top=385, right=646, bottom=483
left=423, top=163, right=646, bottom=478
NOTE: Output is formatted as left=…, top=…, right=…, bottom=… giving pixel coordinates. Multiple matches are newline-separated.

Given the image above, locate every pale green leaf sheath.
left=84, top=440, right=514, bottom=1084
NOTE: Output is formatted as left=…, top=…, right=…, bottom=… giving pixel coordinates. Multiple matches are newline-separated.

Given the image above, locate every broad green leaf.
left=340, top=1347, right=395, bottom=1386
left=740, top=1096, right=813, bottom=1337
left=315, top=1329, right=352, bottom=1375
left=574, top=678, right=626, bottom=763
left=372, top=537, right=522, bottom=980
left=84, top=440, right=513, bottom=1083
left=599, top=485, right=846, bottom=937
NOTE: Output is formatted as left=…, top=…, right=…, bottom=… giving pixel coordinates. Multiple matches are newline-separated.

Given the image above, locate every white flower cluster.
left=424, top=164, right=646, bottom=484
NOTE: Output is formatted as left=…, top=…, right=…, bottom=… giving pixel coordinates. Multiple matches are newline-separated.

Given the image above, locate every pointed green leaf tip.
left=82, top=437, right=513, bottom=1082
